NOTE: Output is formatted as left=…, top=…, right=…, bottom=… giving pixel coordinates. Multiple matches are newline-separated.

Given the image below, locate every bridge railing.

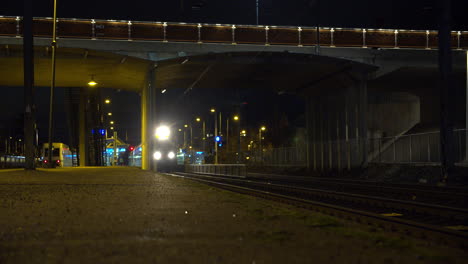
left=1, top=16, right=467, bottom=50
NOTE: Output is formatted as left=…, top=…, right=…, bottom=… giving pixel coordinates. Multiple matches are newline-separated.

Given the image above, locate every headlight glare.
left=155, top=125, right=170, bottom=141
left=153, top=151, right=162, bottom=160
left=168, top=151, right=175, bottom=159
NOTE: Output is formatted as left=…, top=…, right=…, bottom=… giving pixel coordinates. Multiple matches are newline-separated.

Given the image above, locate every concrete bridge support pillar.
left=78, top=89, right=88, bottom=166
left=305, top=76, right=368, bottom=172
left=141, top=65, right=157, bottom=171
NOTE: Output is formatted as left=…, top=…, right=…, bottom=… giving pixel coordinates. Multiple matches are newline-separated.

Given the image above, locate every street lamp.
left=210, top=108, right=218, bottom=164
left=87, top=75, right=98, bottom=87
left=259, top=126, right=266, bottom=162
left=196, top=117, right=206, bottom=154
left=232, top=115, right=241, bottom=163
left=105, top=99, right=111, bottom=104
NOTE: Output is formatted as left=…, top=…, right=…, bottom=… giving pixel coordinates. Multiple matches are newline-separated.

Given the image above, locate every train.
left=41, top=143, right=74, bottom=168
left=153, top=125, right=178, bottom=172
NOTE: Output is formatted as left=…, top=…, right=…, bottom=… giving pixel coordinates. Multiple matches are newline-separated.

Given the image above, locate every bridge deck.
left=1, top=16, right=467, bottom=50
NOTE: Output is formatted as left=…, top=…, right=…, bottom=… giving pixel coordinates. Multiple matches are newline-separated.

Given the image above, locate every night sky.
left=1, top=0, right=467, bottom=148
left=3, top=0, right=468, bottom=30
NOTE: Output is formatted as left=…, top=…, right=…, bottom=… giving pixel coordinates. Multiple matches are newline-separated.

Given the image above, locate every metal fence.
left=369, top=128, right=467, bottom=164
left=246, top=129, right=468, bottom=167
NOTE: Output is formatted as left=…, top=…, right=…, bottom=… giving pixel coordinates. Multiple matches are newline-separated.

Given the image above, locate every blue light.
left=119, top=148, right=126, bottom=152
left=196, top=151, right=204, bottom=155
left=218, top=143, right=222, bottom=147
left=100, top=129, right=105, bottom=135
left=215, top=136, right=221, bottom=142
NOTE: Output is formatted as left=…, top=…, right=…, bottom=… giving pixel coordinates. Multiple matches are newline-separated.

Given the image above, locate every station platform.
left=0, top=167, right=465, bottom=263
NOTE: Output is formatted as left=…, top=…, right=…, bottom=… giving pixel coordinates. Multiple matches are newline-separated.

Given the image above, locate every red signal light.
left=129, top=146, right=135, bottom=151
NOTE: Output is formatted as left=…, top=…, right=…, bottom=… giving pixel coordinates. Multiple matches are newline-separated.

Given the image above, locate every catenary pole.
left=47, top=0, right=58, bottom=166
left=23, top=0, right=35, bottom=169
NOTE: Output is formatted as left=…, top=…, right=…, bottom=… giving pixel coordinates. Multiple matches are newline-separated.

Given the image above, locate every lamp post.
left=259, top=126, right=266, bottom=162
left=256, top=0, right=259, bottom=25
left=233, top=115, right=240, bottom=163
left=47, top=0, right=58, bottom=167
left=196, top=117, right=206, bottom=154
left=210, top=108, right=218, bottom=164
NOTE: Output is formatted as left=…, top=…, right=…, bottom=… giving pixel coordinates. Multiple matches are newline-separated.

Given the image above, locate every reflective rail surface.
left=1, top=16, right=467, bottom=50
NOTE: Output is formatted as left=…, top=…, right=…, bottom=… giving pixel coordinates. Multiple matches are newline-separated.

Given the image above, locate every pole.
left=256, top=0, right=259, bottom=25
left=47, top=0, right=58, bottom=167
left=226, top=119, right=229, bottom=151
left=438, top=0, right=455, bottom=183
left=237, top=123, right=241, bottom=164
left=465, top=51, right=468, bottom=161
left=202, top=121, right=206, bottom=154
left=214, top=113, right=218, bottom=164
left=113, top=131, right=117, bottom=165
left=315, top=0, right=321, bottom=54
left=259, top=129, right=262, bottom=162
left=23, top=0, right=35, bottom=169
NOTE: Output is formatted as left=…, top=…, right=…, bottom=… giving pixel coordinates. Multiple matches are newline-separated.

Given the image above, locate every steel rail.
left=165, top=172, right=468, bottom=248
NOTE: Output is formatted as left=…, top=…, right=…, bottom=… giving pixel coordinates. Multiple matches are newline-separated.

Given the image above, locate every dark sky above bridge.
left=3, top=0, right=468, bottom=30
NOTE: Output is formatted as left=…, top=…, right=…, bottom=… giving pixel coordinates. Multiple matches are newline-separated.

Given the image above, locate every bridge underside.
left=0, top=45, right=378, bottom=169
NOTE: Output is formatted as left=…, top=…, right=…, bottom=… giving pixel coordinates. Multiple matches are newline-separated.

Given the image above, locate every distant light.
left=241, top=130, right=246, bottom=134
left=181, top=58, right=189, bottom=64
left=161, top=89, right=166, bottom=94
left=233, top=115, right=239, bottom=121
left=196, top=151, right=203, bottom=154
left=99, top=129, right=105, bottom=135
left=119, top=148, right=126, bottom=152
left=215, top=136, right=221, bottom=142
left=129, top=146, right=135, bottom=151
left=155, top=125, right=171, bottom=141
left=168, top=151, right=175, bottom=159
left=108, top=113, right=112, bottom=116
left=196, top=117, right=201, bottom=122
left=153, top=151, right=162, bottom=160
left=261, top=126, right=266, bottom=131
left=178, top=129, right=182, bottom=132
left=110, top=121, right=114, bottom=125
left=110, top=127, right=114, bottom=130
left=246, top=156, right=250, bottom=160
left=105, top=99, right=111, bottom=104
left=184, top=124, right=188, bottom=128
left=88, top=80, right=97, bottom=86
left=210, top=108, right=215, bottom=113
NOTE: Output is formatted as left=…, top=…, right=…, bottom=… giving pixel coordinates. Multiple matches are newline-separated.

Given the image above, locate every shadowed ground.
left=0, top=167, right=465, bottom=263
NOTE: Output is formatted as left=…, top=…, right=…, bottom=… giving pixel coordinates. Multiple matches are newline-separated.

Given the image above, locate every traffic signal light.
left=129, top=146, right=135, bottom=151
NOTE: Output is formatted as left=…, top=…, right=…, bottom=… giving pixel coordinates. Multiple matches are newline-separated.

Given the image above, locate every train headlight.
left=168, top=151, right=175, bottom=159
left=153, top=151, right=162, bottom=160
left=155, top=125, right=170, bottom=141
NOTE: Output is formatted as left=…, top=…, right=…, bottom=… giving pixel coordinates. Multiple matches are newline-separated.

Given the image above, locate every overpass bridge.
left=0, top=16, right=467, bottom=171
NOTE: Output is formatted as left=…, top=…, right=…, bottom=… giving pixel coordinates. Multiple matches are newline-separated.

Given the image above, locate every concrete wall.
left=367, top=92, right=420, bottom=138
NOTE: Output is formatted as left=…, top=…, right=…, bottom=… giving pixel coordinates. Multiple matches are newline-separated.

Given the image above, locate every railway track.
left=165, top=171, right=468, bottom=248
left=246, top=172, right=468, bottom=208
